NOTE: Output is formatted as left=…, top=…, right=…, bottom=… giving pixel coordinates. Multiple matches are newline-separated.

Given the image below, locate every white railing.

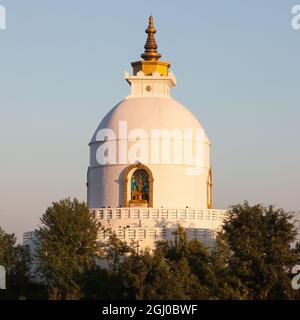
left=98, top=226, right=217, bottom=242
left=91, top=207, right=227, bottom=222
left=92, top=208, right=227, bottom=246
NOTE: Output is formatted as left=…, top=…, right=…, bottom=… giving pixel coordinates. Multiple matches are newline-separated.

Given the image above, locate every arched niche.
left=123, top=163, right=154, bottom=207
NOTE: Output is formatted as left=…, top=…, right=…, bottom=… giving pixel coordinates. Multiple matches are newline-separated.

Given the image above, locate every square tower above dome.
left=125, top=70, right=176, bottom=98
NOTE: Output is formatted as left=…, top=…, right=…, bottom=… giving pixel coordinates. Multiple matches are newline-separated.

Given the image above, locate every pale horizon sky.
left=0, top=1, right=300, bottom=241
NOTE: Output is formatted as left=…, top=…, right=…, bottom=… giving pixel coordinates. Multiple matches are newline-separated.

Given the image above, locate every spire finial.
left=141, top=16, right=161, bottom=61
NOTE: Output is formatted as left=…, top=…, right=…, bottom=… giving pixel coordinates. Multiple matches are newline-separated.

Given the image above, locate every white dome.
left=90, top=97, right=209, bottom=144
left=88, top=96, right=211, bottom=209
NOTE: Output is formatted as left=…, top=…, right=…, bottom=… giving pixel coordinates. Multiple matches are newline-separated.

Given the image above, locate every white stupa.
left=88, top=16, right=226, bottom=250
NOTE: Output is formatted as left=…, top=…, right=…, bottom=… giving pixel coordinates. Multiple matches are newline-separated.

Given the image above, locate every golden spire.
left=141, top=16, right=161, bottom=61
left=131, top=16, right=170, bottom=76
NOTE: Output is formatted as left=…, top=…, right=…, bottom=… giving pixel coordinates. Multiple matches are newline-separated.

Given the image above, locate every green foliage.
left=220, top=201, right=300, bottom=299
left=155, top=227, right=213, bottom=299
left=118, top=203, right=300, bottom=300
left=81, top=267, right=124, bottom=300
left=99, top=228, right=134, bottom=272
left=2, top=200, right=299, bottom=300
left=119, top=249, right=200, bottom=300
left=209, top=237, right=247, bottom=299
left=36, top=198, right=100, bottom=299
left=0, top=227, right=42, bottom=300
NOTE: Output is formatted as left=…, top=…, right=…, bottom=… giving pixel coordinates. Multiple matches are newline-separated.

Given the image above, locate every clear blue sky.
left=0, top=0, right=299, bottom=241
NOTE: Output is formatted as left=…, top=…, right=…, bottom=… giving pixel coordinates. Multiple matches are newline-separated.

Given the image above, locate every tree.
left=209, top=236, right=248, bottom=299
left=220, top=201, right=300, bottom=299
left=99, top=228, right=134, bottom=272
left=81, top=266, right=124, bottom=300
left=119, top=249, right=201, bottom=300
left=0, top=227, right=33, bottom=299
left=79, top=229, right=134, bottom=300
left=156, top=227, right=214, bottom=299
left=36, top=198, right=100, bottom=300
